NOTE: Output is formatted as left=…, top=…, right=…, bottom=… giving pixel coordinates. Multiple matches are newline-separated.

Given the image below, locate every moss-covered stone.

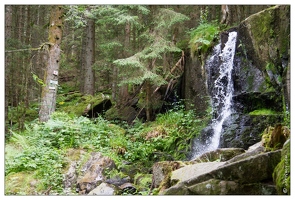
left=273, top=139, right=290, bottom=195
left=262, top=125, right=290, bottom=151
left=58, top=93, right=110, bottom=116
left=105, top=106, right=137, bottom=123
left=241, top=5, right=290, bottom=69
left=150, top=161, right=186, bottom=193
left=134, top=173, right=152, bottom=193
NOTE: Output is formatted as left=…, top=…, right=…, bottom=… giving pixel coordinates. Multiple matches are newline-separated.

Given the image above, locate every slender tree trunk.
left=39, top=6, right=63, bottom=122
left=112, top=65, right=118, bottom=102
left=145, top=80, right=152, bottom=122
left=118, top=22, right=131, bottom=105
left=82, top=18, right=95, bottom=95
left=5, top=5, right=12, bottom=133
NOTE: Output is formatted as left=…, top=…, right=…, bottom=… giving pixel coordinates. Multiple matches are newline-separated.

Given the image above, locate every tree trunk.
left=5, top=5, right=12, bottom=133
left=39, top=6, right=63, bottom=122
left=145, top=80, right=152, bottom=122
left=82, top=17, right=95, bottom=95
left=118, top=22, right=131, bottom=105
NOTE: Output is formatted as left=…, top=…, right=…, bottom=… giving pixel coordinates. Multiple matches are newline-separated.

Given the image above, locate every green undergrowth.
left=5, top=104, right=209, bottom=195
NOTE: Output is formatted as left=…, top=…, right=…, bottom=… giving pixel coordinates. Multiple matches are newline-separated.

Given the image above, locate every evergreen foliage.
left=114, top=8, right=189, bottom=87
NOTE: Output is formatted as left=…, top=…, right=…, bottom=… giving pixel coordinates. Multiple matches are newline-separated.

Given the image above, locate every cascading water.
left=190, top=31, right=237, bottom=159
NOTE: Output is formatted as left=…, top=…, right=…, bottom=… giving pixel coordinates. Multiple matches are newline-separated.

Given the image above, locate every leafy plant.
left=189, top=22, right=219, bottom=58
left=5, top=106, right=210, bottom=194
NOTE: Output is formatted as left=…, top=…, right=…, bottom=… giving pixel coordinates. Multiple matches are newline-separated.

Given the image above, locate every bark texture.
left=82, top=18, right=95, bottom=95
left=39, top=6, right=63, bottom=122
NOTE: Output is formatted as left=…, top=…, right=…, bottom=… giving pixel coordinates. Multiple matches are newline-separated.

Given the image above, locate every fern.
left=189, top=23, right=219, bottom=57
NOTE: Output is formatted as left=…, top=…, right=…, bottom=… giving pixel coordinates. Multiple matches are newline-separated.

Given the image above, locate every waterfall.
left=190, top=31, right=237, bottom=159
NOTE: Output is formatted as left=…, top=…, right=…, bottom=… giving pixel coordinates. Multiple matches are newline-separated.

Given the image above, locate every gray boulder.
left=76, top=152, right=116, bottom=194
left=160, top=150, right=281, bottom=195
left=88, top=183, right=120, bottom=195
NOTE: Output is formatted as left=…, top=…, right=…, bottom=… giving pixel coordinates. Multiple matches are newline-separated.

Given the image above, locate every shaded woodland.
left=5, top=5, right=272, bottom=131
left=5, top=5, right=291, bottom=196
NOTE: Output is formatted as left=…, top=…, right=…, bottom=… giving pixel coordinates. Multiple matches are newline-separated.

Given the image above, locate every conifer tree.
left=114, top=7, right=189, bottom=121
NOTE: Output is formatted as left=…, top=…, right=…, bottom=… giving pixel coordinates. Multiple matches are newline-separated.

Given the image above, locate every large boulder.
left=76, top=152, right=116, bottom=194
left=187, top=179, right=277, bottom=195
left=159, top=150, right=281, bottom=195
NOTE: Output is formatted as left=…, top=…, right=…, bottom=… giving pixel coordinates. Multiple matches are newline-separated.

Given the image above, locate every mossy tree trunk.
left=39, top=6, right=63, bottom=122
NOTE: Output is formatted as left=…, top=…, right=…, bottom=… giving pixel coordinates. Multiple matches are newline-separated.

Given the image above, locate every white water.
left=191, top=31, right=237, bottom=158
left=209, top=31, right=237, bottom=150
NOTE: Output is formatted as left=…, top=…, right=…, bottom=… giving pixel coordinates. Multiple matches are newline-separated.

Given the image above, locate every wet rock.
left=76, top=152, right=116, bottom=194
left=190, top=148, right=245, bottom=163
left=219, top=114, right=284, bottom=150
left=88, top=183, right=121, bottom=195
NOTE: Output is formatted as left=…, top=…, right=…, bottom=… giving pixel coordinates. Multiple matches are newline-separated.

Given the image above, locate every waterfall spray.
left=190, top=31, right=237, bottom=159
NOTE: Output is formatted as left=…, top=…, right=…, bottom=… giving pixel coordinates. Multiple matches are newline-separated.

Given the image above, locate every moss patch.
left=262, top=125, right=290, bottom=151
left=58, top=93, right=110, bottom=116
left=273, top=139, right=290, bottom=194
left=249, top=109, right=277, bottom=115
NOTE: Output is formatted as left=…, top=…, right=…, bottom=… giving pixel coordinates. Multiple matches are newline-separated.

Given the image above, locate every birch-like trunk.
left=39, top=6, right=63, bottom=122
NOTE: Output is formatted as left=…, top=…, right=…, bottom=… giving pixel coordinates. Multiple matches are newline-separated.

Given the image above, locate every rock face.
left=156, top=147, right=281, bottom=195
left=182, top=56, right=210, bottom=116
left=219, top=5, right=290, bottom=149
left=188, top=5, right=289, bottom=152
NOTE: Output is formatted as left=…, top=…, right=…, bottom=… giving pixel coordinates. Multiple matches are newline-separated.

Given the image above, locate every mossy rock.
left=134, top=173, right=153, bottom=193
left=105, top=106, right=137, bottom=123
left=262, top=124, right=290, bottom=151
left=241, top=5, right=290, bottom=68
left=151, top=161, right=186, bottom=193
left=273, top=139, right=290, bottom=195
left=59, top=93, right=110, bottom=116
